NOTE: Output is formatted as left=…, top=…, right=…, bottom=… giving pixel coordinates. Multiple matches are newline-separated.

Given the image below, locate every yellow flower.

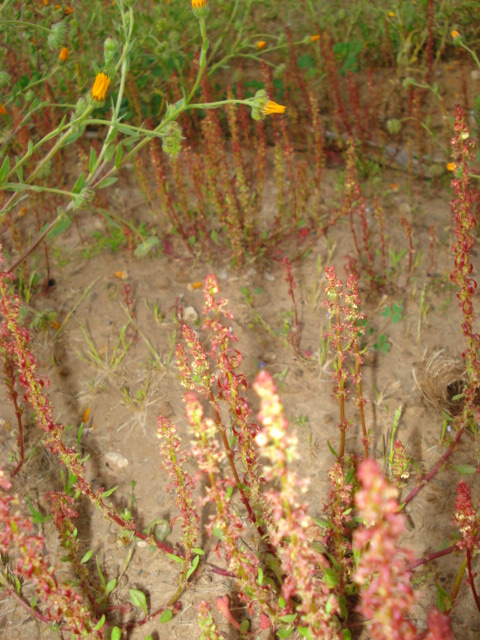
left=91, top=72, right=110, bottom=101
left=451, top=30, right=461, bottom=40
left=256, top=41, right=267, bottom=50
left=191, top=0, right=208, bottom=19
left=310, top=34, right=320, bottom=42
left=0, top=103, right=7, bottom=116
left=263, top=100, right=286, bottom=116
left=59, top=47, right=69, bottom=61
left=447, top=162, right=456, bottom=172
left=251, top=89, right=286, bottom=120
left=388, top=11, right=395, bottom=17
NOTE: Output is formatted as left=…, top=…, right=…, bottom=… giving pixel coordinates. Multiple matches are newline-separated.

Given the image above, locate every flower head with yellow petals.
left=91, top=72, right=110, bottom=102
left=59, top=47, right=69, bottom=62
left=191, top=0, right=208, bottom=19
left=251, top=89, right=286, bottom=121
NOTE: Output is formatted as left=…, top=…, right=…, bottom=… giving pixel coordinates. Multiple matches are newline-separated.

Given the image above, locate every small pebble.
left=105, top=451, right=129, bottom=469
left=264, top=271, right=275, bottom=282
left=183, top=305, right=198, bottom=324
left=471, top=69, right=480, bottom=81
left=158, top=401, right=173, bottom=418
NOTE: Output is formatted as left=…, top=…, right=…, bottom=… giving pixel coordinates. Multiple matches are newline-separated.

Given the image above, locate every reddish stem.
left=406, top=544, right=457, bottom=571
left=467, top=547, right=480, bottom=613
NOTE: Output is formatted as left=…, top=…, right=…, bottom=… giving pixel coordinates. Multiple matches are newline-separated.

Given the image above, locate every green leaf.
left=279, top=614, right=297, bottom=623
left=129, top=589, right=148, bottom=616
left=47, top=215, right=72, bottom=241
left=166, top=552, right=184, bottom=564
left=134, top=237, right=161, bottom=258
left=110, top=627, right=121, bottom=640
left=186, top=554, right=199, bottom=580
left=298, top=54, right=315, bottom=69
left=342, top=630, right=352, bottom=640
left=322, top=567, right=340, bottom=587
left=105, top=578, right=117, bottom=596
left=89, top=147, right=97, bottom=174
left=116, top=123, right=140, bottom=137
left=93, top=614, right=105, bottom=631
left=454, top=464, right=477, bottom=475
left=192, top=547, right=205, bottom=555
left=100, top=485, right=118, bottom=498
left=312, top=517, right=330, bottom=529
left=212, top=523, right=224, bottom=539
left=240, top=619, right=250, bottom=632
left=277, top=628, right=294, bottom=638
left=0, top=156, right=10, bottom=185
left=257, top=567, right=264, bottom=585
left=105, top=144, right=116, bottom=163
left=159, top=608, right=173, bottom=623
left=115, top=145, right=123, bottom=169
left=327, top=440, right=339, bottom=458
left=80, top=549, right=93, bottom=564
left=27, top=495, right=50, bottom=524
left=97, top=176, right=118, bottom=190
left=72, top=172, right=85, bottom=194
left=63, top=125, right=86, bottom=146
left=298, top=627, right=313, bottom=639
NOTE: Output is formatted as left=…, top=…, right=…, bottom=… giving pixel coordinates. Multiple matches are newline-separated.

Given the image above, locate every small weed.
left=381, top=301, right=404, bottom=324
left=374, top=333, right=391, bottom=354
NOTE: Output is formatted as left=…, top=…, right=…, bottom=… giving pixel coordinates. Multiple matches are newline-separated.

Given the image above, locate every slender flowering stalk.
left=451, top=481, right=480, bottom=612
left=353, top=460, right=417, bottom=640
left=324, top=266, right=350, bottom=460
left=449, top=106, right=480, bottom=414
left=177, top=275, right=271, bottom=542
left=253, top=371, right=342, bottom=638
left=157, top=417, right=199, bottom=563
left=184, top=392, right=278, bottom=622
left=344, top=273, right=369, bottom=458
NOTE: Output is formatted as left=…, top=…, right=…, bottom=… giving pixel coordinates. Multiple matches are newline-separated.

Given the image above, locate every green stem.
left=0, top=19, right=49, bottom=32
left=88, top=7, right=134, bottom=185
left=186, top=18, right=209, bottom=104
left=3, top=183, right=77, bottom=198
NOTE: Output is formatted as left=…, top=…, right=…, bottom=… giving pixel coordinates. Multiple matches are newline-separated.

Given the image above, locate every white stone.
left=105, top=451, right=129, bottom=469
